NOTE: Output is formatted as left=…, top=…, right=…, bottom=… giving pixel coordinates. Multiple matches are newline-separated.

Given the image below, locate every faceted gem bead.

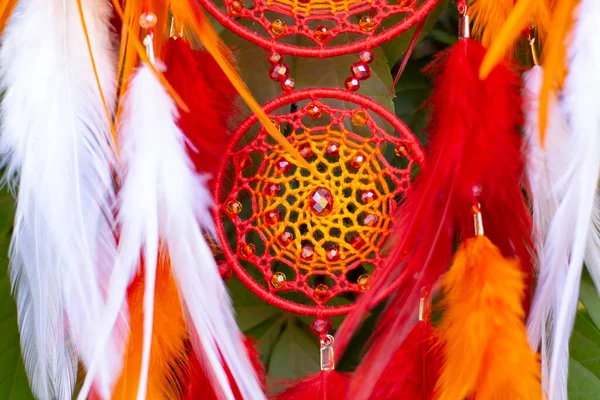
left=360, top=190, right=378, bottom=203
left=226, top=200, right=242, bottom=215
left=358, top=50, right=374, bottom=64
left=349, top=234, right=366, bottom=250
left=301, top=244, right=315, bottom=261
left=217, top=261, right=232, bottom=281
left=326, top=141, right=340, bottom=157
left=359, top=15, right=375, bottom=32
left=326, top=245, right=340, bottom=262
left=235, top=153, right=252, bottom=169
left=311, top=318, right=333, bottom=335
left=240, top=243, right=256, bottom=258
left=357, top=274, right=371, bottom=291
left=350, top=152, right=366, bottom=169
left=278, top=230, right=294, bottom=246
left=351, top=62, right=372, bottom=80
left=268, top=50, right=283, bottom=64
left=314, top=284, right=330, bottom=300
left=281, top=77, right=295, bottom=92
left=307, top=103, right=322, bottom=119
left=314, top=25, right=331, bottom=42
left=271, top=19, right=287, bottom=35
left=309, top=187, right=334, bottom=216
left=265, top=209, right=282, bottom=225
left=362, top=213, right=379, bottom=227
left=269, top=64, right=290, bottom=82
left=276, top=158, right=292, bottom=173
left=351, top=110, right=369, bottom=126
left=344, top=77, right=360, bottom=92
left=264, top=182, right=281, bottom=196
left=139, top=12, right=158, bottom=29
left=395, top=143, right=409, bottom=157
left=271, top=272, right=286, bottom=288
left=298, top=143, right=314, bottom=158
left=229, top=0, right=245, bottom=14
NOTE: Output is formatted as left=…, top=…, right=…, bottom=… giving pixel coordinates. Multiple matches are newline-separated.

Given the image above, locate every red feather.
left=182, top=336, right=265, bottom=399
left=334, top=38, right=532, bottom=399
left=163, top=38, right=237, bottom=178
left=366, top=321, right=441, bottom=399
left=274, top=371, right=350, bottom=400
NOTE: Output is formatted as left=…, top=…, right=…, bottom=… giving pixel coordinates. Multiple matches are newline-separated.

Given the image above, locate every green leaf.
left=580, top=269, right=600, bottom=328
left=569, top=309, right=600, bottom=399
left=0, top=188, right=33, bottom=399
left=381, top=0, right=449, bottom=65
left=267, top=318, right=319, bottom=380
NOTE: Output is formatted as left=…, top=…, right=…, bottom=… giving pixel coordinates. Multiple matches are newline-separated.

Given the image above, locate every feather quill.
left=0, top=0, right=120, bottom=398
left=112, top=256, right=188, bottom=399
left=78, top=61, right=265, bottom=400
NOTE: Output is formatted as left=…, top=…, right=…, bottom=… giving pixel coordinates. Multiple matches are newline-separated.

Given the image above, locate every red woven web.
left=200, top=0, right=440, bottom=57
left=214, top=89, right=424, bottom=316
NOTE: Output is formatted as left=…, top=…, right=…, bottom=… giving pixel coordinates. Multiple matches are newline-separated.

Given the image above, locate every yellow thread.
left=254, top=127, right=395, bottom=274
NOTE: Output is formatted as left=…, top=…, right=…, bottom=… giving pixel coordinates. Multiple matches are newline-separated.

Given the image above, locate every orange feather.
left=112, top=254, right=188, bottom=400
left=479, top=0, right=551, bottom=79
left=436, top=235, right=542, bottom=400
left=538, top=0, right=578, bottom=144
left=470, top=0, right=515, bottom=48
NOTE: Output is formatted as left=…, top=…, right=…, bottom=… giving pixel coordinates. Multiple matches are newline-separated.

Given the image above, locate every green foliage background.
left=0, top=4, right=599, bottom=399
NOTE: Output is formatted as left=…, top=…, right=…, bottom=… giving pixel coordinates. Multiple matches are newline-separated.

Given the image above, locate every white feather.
left=78, top=63, right=266, bottom=400
left=0, top=0, right=120, bottom=398
left=523, top=65, right=572, bottom=398
left=525, top=1, right=600, bottom=398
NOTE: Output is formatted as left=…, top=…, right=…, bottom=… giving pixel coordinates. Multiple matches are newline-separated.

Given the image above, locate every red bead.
left=217, top=260, right=232, bottom=280
left=326, top=141, right=340, bottom=157
left=344, top=76, right=360, bottom=91
left=301, top=244, right=315, bottom=261
left=298, top=143, right=314, bottom=158
left=311, top=318, right=333, bottom=335
left=278, top=230, right=294, bottom=246
left=307, top=103, right=322, bottom=119
left=314, top=25, right=331, bottom=42
left=350, top=152, right=366, bottom=169
left=326, top=245, right=340, bottom=262
left=268, top=50, right=282, bottom=64
left=265, top=209, right=282, bottom=224
left=281, top=77, right=295, bottom=92
left=351, top=62, right=372, bottom=80
left=264, top=182, right=281, bottom=196
left=269, top=63, right=290, bottom=82
left=360, top=190, right=378, bottom=204
left=309, top=187, right=334, bottom=216
left=314, top=284, right=329, bottom=300
left=349, top=234, right=366, bottom=250
left=275, top=158, right=292, bottom=173
left=358, top=50, right=374, bottom=64
left=362, top=213, right=379, bottom=227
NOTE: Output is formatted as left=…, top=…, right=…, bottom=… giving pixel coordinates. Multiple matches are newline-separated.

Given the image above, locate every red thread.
left=199, top=0, right=440, bottom=58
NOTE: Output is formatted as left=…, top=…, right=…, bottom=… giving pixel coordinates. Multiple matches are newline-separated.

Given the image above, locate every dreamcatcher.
left=1, top=0, right=599, bottom=399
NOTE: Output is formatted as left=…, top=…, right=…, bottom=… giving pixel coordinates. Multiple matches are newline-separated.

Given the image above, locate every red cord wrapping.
left=199, top=0, right=440, bottom=57
left=213, top=89, right=424, bottom=316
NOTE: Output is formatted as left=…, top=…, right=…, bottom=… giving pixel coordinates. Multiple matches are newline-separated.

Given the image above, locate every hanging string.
left=389, top=20, right=426, bottom=95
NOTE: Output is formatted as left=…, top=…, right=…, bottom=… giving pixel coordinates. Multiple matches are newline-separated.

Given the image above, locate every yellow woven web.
left=254, top=126, right=396, bottom=274
left=266, top=0, right=369, bottom=15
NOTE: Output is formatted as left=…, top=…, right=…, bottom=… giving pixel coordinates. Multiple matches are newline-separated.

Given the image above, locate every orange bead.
left=271, top=19, right=287, bottom=35
left=359, top=16, right=375, bottom=32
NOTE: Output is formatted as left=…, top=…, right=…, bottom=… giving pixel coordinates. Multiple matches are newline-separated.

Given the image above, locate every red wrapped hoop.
left=200, top=0, right=440, bottom=58
left=214, top=89, right=424, bottom=316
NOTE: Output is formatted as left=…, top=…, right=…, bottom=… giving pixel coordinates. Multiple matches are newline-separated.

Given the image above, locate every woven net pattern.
left=200, top=0, right=440, bottom=57
left=214, top=89, right=424, bottom=316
